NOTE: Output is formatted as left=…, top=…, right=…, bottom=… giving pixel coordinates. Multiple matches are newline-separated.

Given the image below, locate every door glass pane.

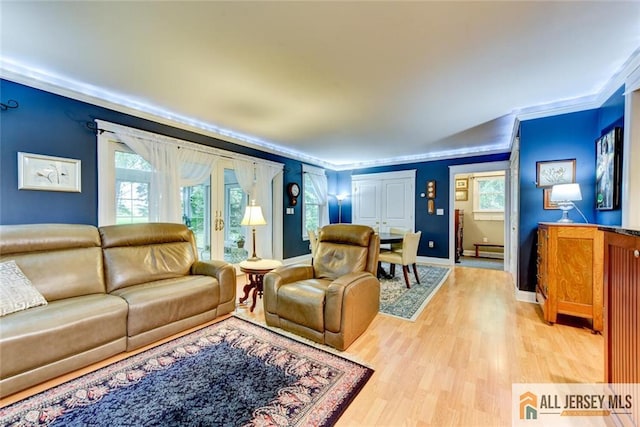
left=224, top=168, right=247, bottom=263
left=181, top=178, right=211, bottom=259
left=114, top=150, right=150, bottom=224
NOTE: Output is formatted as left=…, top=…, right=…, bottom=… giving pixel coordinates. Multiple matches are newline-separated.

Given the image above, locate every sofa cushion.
left=100, top=223, right=197, bottom=293
left=0, top=294, right=128, bottom=380
left=110, top=276, right=219, bottom=337
left=0, top=260, right=47, bottom=316
left=0, top=224, right=106, bottom=301
left=277, top=279, right=330, bottom=333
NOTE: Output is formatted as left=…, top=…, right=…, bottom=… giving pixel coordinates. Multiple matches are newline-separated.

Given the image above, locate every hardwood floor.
left=240, top=264, right=603, bottom=426
left=2, top=265, right=603, bottom=426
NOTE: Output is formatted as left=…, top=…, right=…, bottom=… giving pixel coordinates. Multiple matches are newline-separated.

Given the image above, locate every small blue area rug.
left=379, top=264, right=451, bottom=321
left=0, top=317, right=373, bottom=426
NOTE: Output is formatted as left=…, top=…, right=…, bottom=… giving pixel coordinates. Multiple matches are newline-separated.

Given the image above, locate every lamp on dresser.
left=550, top=183, right=587, bottom=223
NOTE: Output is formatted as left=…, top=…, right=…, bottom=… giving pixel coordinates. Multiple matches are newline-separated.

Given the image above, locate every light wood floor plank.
left=1, top=264, right=603, bottom=426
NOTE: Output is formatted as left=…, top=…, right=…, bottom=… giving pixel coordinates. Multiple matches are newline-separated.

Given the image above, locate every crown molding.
left=516, top=47, right=640, bottom=123
left=4, top=48, right=639, bottom=171
left=0, top=60, right=336, bottom=170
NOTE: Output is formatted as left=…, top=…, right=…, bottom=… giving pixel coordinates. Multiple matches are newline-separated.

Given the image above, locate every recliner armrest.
left=263, top=265, right=314, bottom=314
left=191, top=260, right=236, bottom=304
left=325, top=271, right=379, bottom=332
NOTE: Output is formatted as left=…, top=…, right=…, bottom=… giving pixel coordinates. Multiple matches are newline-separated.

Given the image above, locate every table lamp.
left=550, top=183, right=582, bottom=223
left=240, top=200, right=267, bottom=261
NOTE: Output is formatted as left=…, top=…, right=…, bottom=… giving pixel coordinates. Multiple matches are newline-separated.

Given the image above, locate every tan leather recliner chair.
left=264, top=224, right=380, bottom=351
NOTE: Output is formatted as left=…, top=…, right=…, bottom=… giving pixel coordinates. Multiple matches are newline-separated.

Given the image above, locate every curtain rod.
left=91, top=120, right=283, bottom=169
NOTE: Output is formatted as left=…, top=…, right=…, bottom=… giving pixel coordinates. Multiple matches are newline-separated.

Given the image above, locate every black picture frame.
left=595, top=127, right=622, bottom=210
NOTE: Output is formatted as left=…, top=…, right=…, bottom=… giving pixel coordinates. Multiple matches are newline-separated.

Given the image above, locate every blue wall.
left=336, top=153, right=510, bottom=258
left=517, top=86, right=625, bottom=292
left=0, top=79, right=319, bottom=259
left=3, top=78, right=625, bottom=278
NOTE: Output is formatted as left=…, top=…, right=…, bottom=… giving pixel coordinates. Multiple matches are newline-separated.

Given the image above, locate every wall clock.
left=287, top=182, right=300, bottom=206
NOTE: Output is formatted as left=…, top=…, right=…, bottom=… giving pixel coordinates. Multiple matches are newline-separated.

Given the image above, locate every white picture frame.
left=18, top=152, right=81, bottom=192
left=535, top=159, right=576, bottom=188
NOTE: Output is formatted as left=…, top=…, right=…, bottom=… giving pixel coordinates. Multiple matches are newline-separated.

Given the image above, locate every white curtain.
left=254, top=164, right=283, bottom=259
left=232, top=159, right=255, bottom=198
left=232, top=159, right=281, bottom=259
left=305, top=168, right=329, bottom=227
left=177, top=147, right=218, bottom=187
left=113, top=131, right=181, bottom=222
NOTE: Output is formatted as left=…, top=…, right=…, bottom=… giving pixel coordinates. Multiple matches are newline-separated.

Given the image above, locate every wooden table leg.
left=240, top=272, right=265, bottom=312
left=239, top=280, right=254, bottom=306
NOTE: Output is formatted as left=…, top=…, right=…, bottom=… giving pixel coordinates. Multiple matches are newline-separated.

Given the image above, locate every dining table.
left=376, top=232, right=405, bottom=279
left=377, top=232, right=404, bottom=245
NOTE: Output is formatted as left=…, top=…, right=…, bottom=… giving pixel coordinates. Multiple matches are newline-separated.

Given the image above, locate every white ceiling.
left=1, top=1, right=639, bottom=169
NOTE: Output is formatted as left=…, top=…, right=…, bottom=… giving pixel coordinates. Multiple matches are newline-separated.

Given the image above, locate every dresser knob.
left=635, top=249, right=640, bottom=258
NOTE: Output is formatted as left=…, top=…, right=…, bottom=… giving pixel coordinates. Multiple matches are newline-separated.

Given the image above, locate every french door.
left=182, top=159, right=248, bottom=263
left=210, top=159, right=248, bottom=263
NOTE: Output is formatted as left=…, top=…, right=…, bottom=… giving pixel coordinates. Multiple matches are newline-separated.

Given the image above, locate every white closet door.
left=352, top=180, right=381, bottom=229
left=351, top=170, right=415, bottom=232
left=381, top=178, right=414, bottom=231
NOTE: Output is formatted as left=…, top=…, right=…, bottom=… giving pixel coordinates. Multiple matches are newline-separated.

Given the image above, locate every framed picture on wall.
left=543, top=188, right=559, bottom=210
left=536, top=159, right=576, bottom=187
left=595, top=127, right=622, bottom=210
left=455, top=178, right=468, bottom=189
left=455, top=190, right=468, bottom=201
left=18, top=152, right=81, bottom=192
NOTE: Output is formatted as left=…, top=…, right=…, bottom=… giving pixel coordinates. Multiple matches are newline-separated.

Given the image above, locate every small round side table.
left=238, top=259, right=282, bottom=312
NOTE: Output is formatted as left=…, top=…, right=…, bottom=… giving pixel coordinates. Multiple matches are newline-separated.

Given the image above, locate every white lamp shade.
left=550, top=183, right=582, bottom=202
left=240, top=204, right=266, bottom=226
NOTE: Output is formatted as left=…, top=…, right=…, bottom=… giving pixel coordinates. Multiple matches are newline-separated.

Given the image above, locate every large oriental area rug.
left=0, top=317, right=373, bottom=426
left=379, top=264, right=451, bottom=321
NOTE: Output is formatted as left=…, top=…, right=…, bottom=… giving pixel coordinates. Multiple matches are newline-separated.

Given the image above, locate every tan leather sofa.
left=0, top=223, right=235, bottom=398
left=263, top=224, right=380, bottom=351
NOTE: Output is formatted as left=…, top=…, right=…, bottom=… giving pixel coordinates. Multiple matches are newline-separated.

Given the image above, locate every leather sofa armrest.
left=263, top=265, right=314, bottom=314
left=325, top=272, right=379, bottom=333
left=191, top=260, right=236, bottom=305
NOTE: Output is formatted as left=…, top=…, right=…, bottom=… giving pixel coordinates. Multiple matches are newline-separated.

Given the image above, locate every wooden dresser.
left=536, top=223, right=604, bottom=332
left=601, top=227, right=639, bottom=426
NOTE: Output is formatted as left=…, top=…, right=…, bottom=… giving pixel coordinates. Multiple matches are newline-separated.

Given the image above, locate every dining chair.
left=389, top=227, right=409, bottom=253
left=378, top=231, right=422, bottom=288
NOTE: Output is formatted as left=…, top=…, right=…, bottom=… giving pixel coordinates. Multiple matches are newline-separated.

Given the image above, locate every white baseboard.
left=516, top=289, right=537, bottom=303
left=462, top=249, right=504, bottom=260
left=416, top=256, right=453, bottom=266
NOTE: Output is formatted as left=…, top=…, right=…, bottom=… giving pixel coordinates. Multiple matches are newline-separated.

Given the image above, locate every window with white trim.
left=473, top=173, right=505, bottom=221
left=114, top=146, right=151, bottom=224
left=302, top=164, right=328, bottom=240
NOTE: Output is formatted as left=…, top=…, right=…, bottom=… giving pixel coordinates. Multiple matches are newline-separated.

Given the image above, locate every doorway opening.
left=449, top=161, right=511, bottom=272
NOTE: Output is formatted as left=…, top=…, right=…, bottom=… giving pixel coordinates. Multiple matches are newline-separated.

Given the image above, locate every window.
left=181, top=179, right=210, bottom=258
left=115, top=148, right=151, bottom=224
left=473, top=173, right=505, bottom=221
left=224, top=171, right=246, bottom=247
left=302, top=164, right=328, bottom=239
left=304, top=178, right=320, bottom=236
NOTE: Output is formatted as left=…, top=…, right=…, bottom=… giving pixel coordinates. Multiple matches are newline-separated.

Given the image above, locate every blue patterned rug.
left=379, top=264, right=451, bottom=321
left=0, top=317, right=373, bottom=426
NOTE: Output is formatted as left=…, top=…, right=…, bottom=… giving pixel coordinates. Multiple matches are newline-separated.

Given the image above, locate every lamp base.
left=556, top=208, right=573, bottom=223
left=246, top=256, right=262, bottom=262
